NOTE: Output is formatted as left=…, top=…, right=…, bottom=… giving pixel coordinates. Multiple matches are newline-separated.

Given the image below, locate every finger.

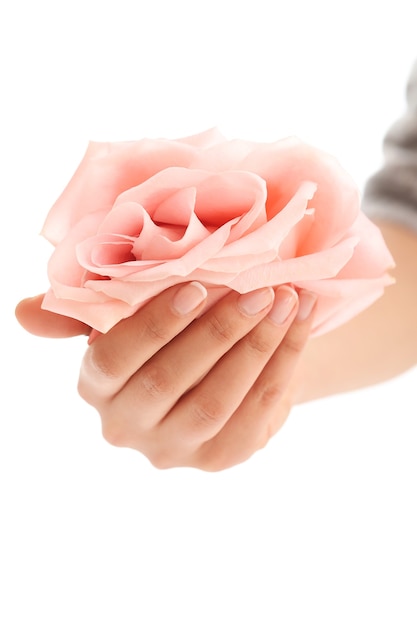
left=155, top=286, right=299, bottom=460
left=102, top=287, right=275, bottom=446
left=15, top=295, right=90, bottom=338
left=78, top=281, right=208, bottom=404
left=196, top=290, right=317, bottom=471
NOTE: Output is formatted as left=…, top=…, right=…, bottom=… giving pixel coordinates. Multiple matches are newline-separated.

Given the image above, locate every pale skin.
left=299, top=220, right=417, bottom=401
left=15, top=220, right=417, bottom=471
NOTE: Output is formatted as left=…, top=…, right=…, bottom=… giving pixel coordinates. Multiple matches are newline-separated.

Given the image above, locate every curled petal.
left=228, top=236, right=359, bottom=292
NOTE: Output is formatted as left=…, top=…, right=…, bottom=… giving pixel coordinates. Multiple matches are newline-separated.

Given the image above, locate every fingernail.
left=237, top=287, right=274, bottom=316
left=296, top=290, right=317, bottom=321
left=268, top=286, right=298, bottom=325
left=172, top=282, right=208, bottom=315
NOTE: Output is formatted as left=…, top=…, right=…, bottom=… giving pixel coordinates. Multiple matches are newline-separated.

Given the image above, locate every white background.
left=1, top=1, right=416, bottom=624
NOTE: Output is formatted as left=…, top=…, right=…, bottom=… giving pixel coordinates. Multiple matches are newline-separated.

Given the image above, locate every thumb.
left=15, top=295, right=90, bottom=338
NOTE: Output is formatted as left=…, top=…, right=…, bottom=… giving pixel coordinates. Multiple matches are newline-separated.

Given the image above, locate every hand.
left=15, top=294, right=90, bottom=338
left=16, top=284, right=316, bottom=471
left=77, top=283, right=315, bottom=471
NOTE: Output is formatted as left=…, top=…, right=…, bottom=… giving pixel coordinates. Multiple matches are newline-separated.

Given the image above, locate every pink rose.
left=41, top=128, right=394, bottom=335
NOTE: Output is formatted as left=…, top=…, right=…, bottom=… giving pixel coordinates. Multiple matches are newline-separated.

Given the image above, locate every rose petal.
left=42, top=287, right=136, bottom=332
left=227, top=236, right=359, bottom=292
left=335, top=212, right=395, bottom=278
left=176, top=127, right=226, bottom=148
left=47, top=209, right=107, bottom=292
left=300, top=274, right=394, bottom=336
left=201, top=182, right=316, bottom=272
left=41, top=139, right=201, bottom=245
left=86, top=274, right=182, bottom=307
left=242, top=138, right=360, bottom=251
left=76, top=233, right=160, bottom=278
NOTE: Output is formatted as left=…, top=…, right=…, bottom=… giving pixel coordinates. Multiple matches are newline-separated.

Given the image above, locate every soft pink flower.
left=41, top=128, right=394, bottom=335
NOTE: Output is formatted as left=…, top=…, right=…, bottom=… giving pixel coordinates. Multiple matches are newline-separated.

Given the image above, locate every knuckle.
left=190, top=393, right=227, bottom=430
left=197, top=443, right=254, bottom=472
left=77, top=375, right=91, bottom=403
left=254, top=379, right=285, bottom=409
left=139, top=363, right=175, bottom=399
left=261, top=404, right=290, bottom=446
left=86, top=342, right=121, bottom=380
left=143, top=314, right=171, bottom=344
left=206, top=313, right=236, bottom=345
left=77, top=357, right=103, bottom=404
left=280, top=332, right=306, bottom=359
left=148, top=450, right=176, bottom=470
left=244, top=330, right=273, bottom=357
left=145, top=440, right=189, bottom=470
left=101, top=419, right=129, bottom=448
left=256, top=428, right=273, bottom=453
left=198, top=453, right=232, bottom=473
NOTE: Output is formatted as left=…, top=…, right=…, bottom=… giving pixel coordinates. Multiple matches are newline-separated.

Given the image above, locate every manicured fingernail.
left=172, top=282, right=207, bottom=315
left=237, top=287, right=274, bottom=316
left=296, top=290, right=317, bottom=321
left=268, top=286, right=298, bottom=325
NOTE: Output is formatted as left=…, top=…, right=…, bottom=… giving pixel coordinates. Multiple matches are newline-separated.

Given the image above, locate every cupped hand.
left=74, top=282, right=316, bottom=471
